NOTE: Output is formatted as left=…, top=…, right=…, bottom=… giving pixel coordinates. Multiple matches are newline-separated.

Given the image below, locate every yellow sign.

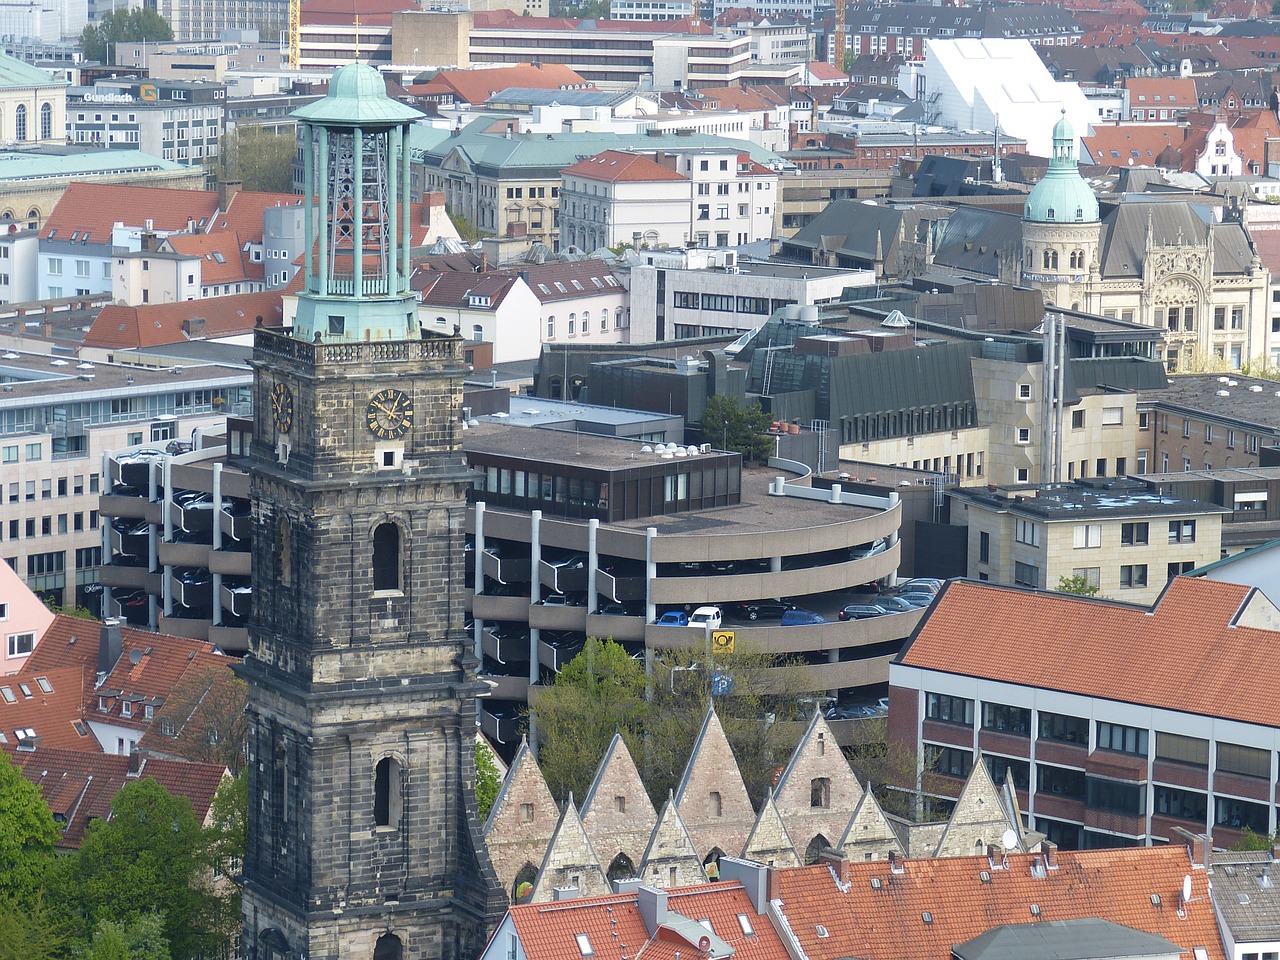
left=139, top=83, right=158, bottom=102
left=711, top=630, right=735, bottom=655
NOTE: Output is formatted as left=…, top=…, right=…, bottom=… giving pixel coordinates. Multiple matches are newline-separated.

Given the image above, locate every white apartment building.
left=609, top=0, right=693, bottom=20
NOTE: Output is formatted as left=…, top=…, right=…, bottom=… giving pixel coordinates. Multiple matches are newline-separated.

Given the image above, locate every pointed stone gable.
left=771, top=711, right=864, bottom=861
left=740, top=790, right=800, bottom=869
left=838, top=789, right=905, bottom=862
left=931, top=757, right=1025, bottom=858
left=482, top=739, right=561, bottom=898
left=581, top=733, right=656, bottom=879
left=528, top=797, right=611, bottom=904
left=640, top=794, right=706, bottom=889
left=674, top=708, right=755, bottom=862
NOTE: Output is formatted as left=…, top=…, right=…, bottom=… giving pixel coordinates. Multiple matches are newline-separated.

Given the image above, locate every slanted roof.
left=165, top=232, right=249, bottom=285
left=414, top=63, right=591, bottom=106
left=897, top=577, right=1280, bottom=727
left=39, top=183, right=219, bottom=243
left=953, top=918, right=1183, bottom=960
left=417, top=271, right=522, bottom=312
left=0, top=667, right=93, bottom=751
left=0, top=50, right=66, bottom=88
left=770, top=846, right=1225, bottom=960
left=523, top=260, right=624, bottom=303
left=83, top=290, right=283, bottom=349
left=561, top=150, right=689, bottom=184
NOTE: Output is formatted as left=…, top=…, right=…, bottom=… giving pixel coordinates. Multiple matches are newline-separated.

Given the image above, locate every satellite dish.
left=1000, top=829, right=1018, bottom=850
left=1182, top=874, right=1193, bottom=903
left=128, top=649, right=143, bottom=665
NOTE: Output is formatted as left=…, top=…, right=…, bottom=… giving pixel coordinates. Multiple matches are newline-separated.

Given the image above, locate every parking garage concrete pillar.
left=211, top=463, right=223, bottom=626
left=587, top=518, right=599, bottom=615
left=771, top=556, right=782, bottom=573
left=101, top=449, right=112, bottom=615
left=887, top=491, right=901, bottom=587
left=645, top=526, right=657, bottom=624
left=157, top=459, right=170, bottom=622
left=474, top=501, right=486, bottom=661
left=529, top=510, right=542, bottom=686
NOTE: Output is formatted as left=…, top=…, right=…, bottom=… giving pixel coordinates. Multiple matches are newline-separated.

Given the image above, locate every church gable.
left=740, top=790, right=801, bottom=869
left=581, top=733, right=656, bottom=881
left=483, top=740, right=562, bottom=898
left=838, top=789, right=905, bottom=862
left=931, top=758, right=1026, bottom=858
left=529, top=798, right=611, bottom=903
left=771, top=711, right=863, bottom=862
left=640, top=794, right=707, bottom=890
left=674, top=708, right=755, bottom=863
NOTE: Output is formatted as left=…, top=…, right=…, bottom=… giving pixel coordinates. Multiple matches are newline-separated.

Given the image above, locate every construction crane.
left=287, top=0, right=300, bottom=70
left=832, top=0, right=846, bottom=72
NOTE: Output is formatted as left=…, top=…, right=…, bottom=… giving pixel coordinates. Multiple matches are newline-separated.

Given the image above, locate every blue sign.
left=711, top=673, right=734, bottom=696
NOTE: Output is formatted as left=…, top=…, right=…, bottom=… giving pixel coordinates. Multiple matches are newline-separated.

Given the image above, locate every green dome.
left=291, top=62, right=423, bottom=127
left=1023, top=112, right=1099, bottom=224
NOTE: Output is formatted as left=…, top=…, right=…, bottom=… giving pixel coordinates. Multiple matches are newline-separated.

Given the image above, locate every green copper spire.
left=1023, top=111, right=1100, bottom=225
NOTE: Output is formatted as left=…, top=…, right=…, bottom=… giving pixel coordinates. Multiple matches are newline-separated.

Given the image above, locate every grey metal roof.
left=483, top=87, right=624, bottom=108
left=952, top=918, right=1182, bottom=960
left=1205, top=856, right=1280, bottom=943
left=782, top=198, right=903, bottom=264
left=952, top=477, right=1230, bottom=522
left=931, top=206, right=1021, bottom=278
left=1097, top=199, right=1255, bottom=279
left=1137, top=373, right=1280, bottom=434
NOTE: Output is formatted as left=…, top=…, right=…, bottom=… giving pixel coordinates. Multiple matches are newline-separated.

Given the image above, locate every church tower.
left=1021, top=111, right=1102, bottom=313
left=238, top=63, right=501, bottom=960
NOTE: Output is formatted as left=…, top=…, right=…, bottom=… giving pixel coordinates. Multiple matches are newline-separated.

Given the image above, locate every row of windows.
left=3, top=511, right=98, bottom=540
left=671, top=293, right=774, bottom=314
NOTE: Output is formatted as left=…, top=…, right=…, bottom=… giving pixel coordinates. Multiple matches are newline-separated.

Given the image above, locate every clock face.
left=366, top=388, right=414, bottom=440
left=270, top=382, right=293, bottom=433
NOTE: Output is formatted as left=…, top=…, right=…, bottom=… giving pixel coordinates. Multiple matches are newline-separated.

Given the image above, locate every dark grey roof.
left=1138, top=373, right=1280, bottom=434
left=1097, top=199, right=1255, bottom=279
left=953, top=477, right=1230, bottom=523
left=841, top=1, right=1080, bottom=39
left=781, top=198, right=903, bottom=264
left=930, top=206, right=1021, bottom=279
left=953, top=918, right=1182, bottom=960
left=1216, top=19, right=1280, bottom=37
left=483, top=87, right=624, bottom=108
left=1204, top=856, right=1280, bottom=943
left=1039, top=43, right=1156, bottom=83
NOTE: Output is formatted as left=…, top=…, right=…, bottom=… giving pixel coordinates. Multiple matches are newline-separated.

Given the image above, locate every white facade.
left=1196, top=121, right=1244, bottom=179
left=609, top=0, right=692, bottom=19
left=419, top=281, right=544, bottom=364
left=0, top=230, right=38, bottom=303
left=923, top=38, right=1093, bottom=157
left=560, top=172, right=692, bottom=252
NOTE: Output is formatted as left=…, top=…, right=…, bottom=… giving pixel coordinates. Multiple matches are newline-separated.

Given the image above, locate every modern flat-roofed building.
left=888, top=576, right=1280, bottom=851
left=1137, top=373, right=1280, bottom=476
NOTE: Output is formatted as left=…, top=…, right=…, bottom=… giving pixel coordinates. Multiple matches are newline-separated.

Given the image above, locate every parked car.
left=688, top=606, right=723, bottom=629
left=656, top=610, right=690, bottom=626
left=897, top=592, right=936, bottom=608
left=781, top=609, right=826, bottom=626
left=825, top=704, right=872, bottom=720
left=546, top=553, right=587, bottom=570
left=597, top=602, right=643, bottom=617
left=876, top=697, right=890, bottom=713
left=874, top=595, right=919, bottom=614
left=899, top=578, right=943, bottom=594
left=731, top=599, right=797, bottom=621
left=838, top=603, right=890, bottom=621
left=849, top=538, right=889, bottom=560
left=173, top=567, right=212, bottom=587
left=539, top=592, right=585, bottom=606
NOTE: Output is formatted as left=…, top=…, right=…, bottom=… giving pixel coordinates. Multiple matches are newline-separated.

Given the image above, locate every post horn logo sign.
left=139, top=83, right=158, bottom=102
left=711, top=630, right=735, bottom=655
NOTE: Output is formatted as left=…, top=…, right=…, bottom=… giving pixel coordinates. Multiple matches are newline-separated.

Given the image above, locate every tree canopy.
left=79, top=10, right=174, bottom=65
left=531, top=637, right=805, bottom=805
left=475, top=738, right=502, bottom=820
left=0, top=755, right=59, bottom=904
left=698, top=395, right=775, bottom=463
left=211, top=126, right=297, bottom=194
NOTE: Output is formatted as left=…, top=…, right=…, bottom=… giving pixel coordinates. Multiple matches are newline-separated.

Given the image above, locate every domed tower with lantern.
left=237, top=63, right=503, bottom=960
left=1021, top=111, right=1102, bottom=312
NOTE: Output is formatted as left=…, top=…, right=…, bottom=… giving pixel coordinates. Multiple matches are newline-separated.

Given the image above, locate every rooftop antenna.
left=1178, top=874, right=1192, bottom=918
left=1001, top=828, right=1018, bottom=851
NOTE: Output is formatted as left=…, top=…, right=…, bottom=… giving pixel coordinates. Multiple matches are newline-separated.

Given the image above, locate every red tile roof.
left=521, top=260, right=624, bottom=303
left=0, top=667, right=94, bottom=751
left=39, top=183, right=219, bottom=243
left=412, top=63, right=591, bottom=105
left=1124, top=77, right=1197, bottom=108
left=83, top=290, right=284, bottom=349
left=898, top=577, right=1275, bottom=727
left=1081, top=124, right=1183, bottom=167
left=771, top=847, right=1225, bottom=960
left=503, top=882, right=790, bottom=960
left=4, top=744, right=226, bottom=847
left=561, top=150, right=689, bottom=184
left=807, top=61, right=848, bottom=81
left=211, top=191, right=302, bottom=245
left=165, top=232, right=250, bottom=285
left=417, top=271, right=521, bottom=311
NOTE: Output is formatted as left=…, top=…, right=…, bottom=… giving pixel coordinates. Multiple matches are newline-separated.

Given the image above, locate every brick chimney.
left=98, top=618, right=123, bottom=677
left=218, top=179, right=242, bottom=209
left=182, top=316, right=206, bottom=339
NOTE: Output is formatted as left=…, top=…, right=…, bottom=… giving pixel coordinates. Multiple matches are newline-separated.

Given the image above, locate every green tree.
left=1055, top=574, right=1099, bottom=597
left=475, top=738, right=502, bottom=820
left=0, top=755, right=59, bottom=904
left=212, top=126, right=296, bottom=194
left=43, top=598, right=96, bottom=619
left=151, top=661, right=248, bottom=774
left=0, top=892, right=67, bottom=960
left=699, top=395, right=774, bottom=463
left=1234, top=826, right=1280, bottom=851
left=200, top=773, right=245, bottom=943
left=57, top=778, right=222, bottom=960
left=79, top=9, right=173, bottom=64
left=78, top=912, right=170, bottom=960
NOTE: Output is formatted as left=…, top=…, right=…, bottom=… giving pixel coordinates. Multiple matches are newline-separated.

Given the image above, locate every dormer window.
left=98, top=696, right=109, bottom=711
left=121, top=700, right=132, bottom=718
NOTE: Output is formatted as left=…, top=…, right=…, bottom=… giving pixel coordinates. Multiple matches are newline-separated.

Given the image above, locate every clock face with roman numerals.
left=365, top=388, right=414, bottom=440
left=271, top=382, right=293, bottom=433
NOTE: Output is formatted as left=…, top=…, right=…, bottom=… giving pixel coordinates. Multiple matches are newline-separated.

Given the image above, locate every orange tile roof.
left=39, top=183, right=219, bottom=243
left=4, top=744, right=226, bottom=847
left=561, top=150, right=689, bottom=184
left=93, top=636, right=223, bottom=734
left=414, top=63, right=591, bottom=106
left=503, top=882, right=790, bottom=960
left=0, top=667, right=94, bottom=751
left=770, top=847, right=1224, bottom=960
left=897, top=577, right=1276, bottom=727
left=1124, top=77, right=1197, bottom=108
left=1081, top=124, right=1183, bottom=167
left=83, top=290, right=284, bottom=349
left=211, top=191, right=302, bottom=244
left=165, top=232, right=249, bottom=285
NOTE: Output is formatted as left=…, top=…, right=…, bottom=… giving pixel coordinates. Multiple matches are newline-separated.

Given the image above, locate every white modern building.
left=923, top=38, right=1093, bottom=157
left=609, top=0, right=693, bottom=20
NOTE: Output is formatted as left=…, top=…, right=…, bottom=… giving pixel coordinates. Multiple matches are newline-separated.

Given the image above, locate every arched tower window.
left=14, top=104, right=26, bottom=141
left=373, top=756, right=402, bottom=828
left=373, top=934, right=403, bottom=960
left=39, top=102, right=50, bottom=140
left=372, top=522, right=400, bottom=592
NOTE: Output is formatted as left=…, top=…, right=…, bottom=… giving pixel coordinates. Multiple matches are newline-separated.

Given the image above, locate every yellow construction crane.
left=288, top=0, right=300, bottom=69
left=833, top=0, right=846, bottom=72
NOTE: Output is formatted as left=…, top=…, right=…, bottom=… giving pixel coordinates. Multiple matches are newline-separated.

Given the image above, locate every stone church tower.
left=1020, top=112, right=1102, bottom=312
left=237, top=63, right=502, bottom=960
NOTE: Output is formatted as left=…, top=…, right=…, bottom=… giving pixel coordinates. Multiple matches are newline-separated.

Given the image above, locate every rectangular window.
left=1073, top=523, right=1101, bottom=549
left=1139, top=412, right=1150, bottom=430
left=1119, top=564, right=1148, bottom=588
left=933, top=745, right=972, bottom=779
left=1015, top=519, right=1040, bottom=545
left=1016, top=427, right=1031, bottom=444
left=6, top=632, right=34, bottom=657
left=1072, top=566, right=1100, bottom=589
left=1101, top=407, right=1123, bottom=426
left=1214, top=306, right=1226, bottom=330
left=1013, top=561, right=1040, bottom=588
left=925, top=692, right=973, bottom=726
left=1154, top=785, right=1207, bottom=823
left=1087, top=776, right=1146, bottom=815
left=981, top=703, right=1030, bottom=736
left=979, top=531, right=990, bottom=563
left=1097, top=721, right=1148, bottom=755
left=1155, top=732, right=1208, bottom=767
left=25, top=443, right=41, bottom=461
left=1071, top=409, right=1085, bottom=429
left=1217, top=741, right=1270, bottom=779
left=1037, top=763, right=1086, bottom=799
left=1169, top=519, right=1196, bottom=543
left=0, top=446, right=15, bottom=464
